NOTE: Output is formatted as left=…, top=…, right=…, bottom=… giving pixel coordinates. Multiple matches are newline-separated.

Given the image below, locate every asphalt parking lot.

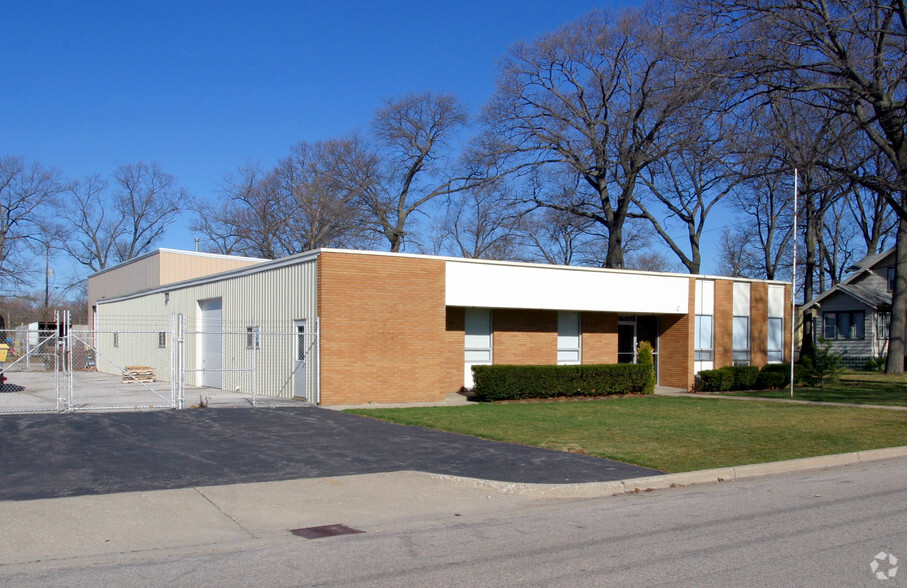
left=0, top=406, right=661, bottom=501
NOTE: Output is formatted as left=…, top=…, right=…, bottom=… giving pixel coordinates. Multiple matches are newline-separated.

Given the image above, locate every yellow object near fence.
left=0, top=344, right=8, bottom=362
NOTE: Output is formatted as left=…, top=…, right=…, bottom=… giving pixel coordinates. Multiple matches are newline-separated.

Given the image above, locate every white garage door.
left=198, top=298, right=223, bottom=389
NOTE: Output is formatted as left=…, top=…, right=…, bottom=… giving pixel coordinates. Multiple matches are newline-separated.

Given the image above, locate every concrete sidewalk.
left=2, top=448, right=905, bottom=573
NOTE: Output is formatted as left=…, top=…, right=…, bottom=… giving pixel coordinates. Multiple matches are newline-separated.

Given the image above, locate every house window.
left=888, top=267, right=896, bottom=292
left=246, top=326, right=260, bottom=350
left=557, top=311, right=581, bottom=365
left=113, top=332, right=119, bottom=348
left=158, top=332, right=167, bottom=348
left=878, top=312, right=891, bottom=340
left=821, top=311, right=865, bottom=340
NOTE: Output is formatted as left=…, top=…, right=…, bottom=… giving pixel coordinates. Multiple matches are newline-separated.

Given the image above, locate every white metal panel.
left=733, top=282, right=751, bottom=316
left=695, top=280, right=714, bottom=315
left=768, top=284, right=785, bottom=317
left=446, top=262, right=689, bottom=314
left=557, top=311, right=581, bottom=365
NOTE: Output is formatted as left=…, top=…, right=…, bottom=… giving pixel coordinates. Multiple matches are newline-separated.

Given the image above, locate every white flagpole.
left=791, top=169, right=798, bottom=398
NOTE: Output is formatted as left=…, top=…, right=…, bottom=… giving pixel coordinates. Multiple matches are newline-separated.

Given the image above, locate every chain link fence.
left=0, top=312, right=317, bottom=414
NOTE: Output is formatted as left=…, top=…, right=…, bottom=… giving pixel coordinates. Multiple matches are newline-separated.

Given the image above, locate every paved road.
left=0, top=406, right=660, bottom=500
left=1, top=457, right=903, bottom=586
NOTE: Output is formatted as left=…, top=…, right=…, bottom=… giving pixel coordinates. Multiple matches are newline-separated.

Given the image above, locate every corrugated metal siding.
left=158, top=251, right=262, bottom=285
left=95, top=257, right=319, bottom=401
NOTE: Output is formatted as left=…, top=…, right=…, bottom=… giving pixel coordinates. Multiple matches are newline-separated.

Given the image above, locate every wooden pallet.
left=123, top=366, right=155, bottom=383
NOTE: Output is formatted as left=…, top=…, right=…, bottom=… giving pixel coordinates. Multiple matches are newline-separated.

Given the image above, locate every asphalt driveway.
left=0, top=406, right=661, bottom=501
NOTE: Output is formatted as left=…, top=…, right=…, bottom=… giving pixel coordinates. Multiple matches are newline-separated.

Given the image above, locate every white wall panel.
left=695, top=280, right=714, bottom=315
left=446, top=262, right=689, bottom=314
left=768, top=284, right=785, bottom=317
left=733, top=282, right=751, bottom=316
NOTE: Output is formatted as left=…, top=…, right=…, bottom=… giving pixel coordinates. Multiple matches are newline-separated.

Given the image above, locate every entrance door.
left=617, top=315, right=659, bottom=381
left=293, top=320, right=307, bottom=399
left=198, top=299, right=223, bottom=389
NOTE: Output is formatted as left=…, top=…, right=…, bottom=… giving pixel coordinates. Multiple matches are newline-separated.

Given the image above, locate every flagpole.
left=791, top=169, right=798, bottom=398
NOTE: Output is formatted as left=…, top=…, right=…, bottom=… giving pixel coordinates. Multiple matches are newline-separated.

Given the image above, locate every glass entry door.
left=617, top=315, right=659, bottom=381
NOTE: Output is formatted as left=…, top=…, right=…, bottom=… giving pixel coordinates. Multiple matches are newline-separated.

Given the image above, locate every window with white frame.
left=464, top=308, right=492, bottom=387
left=557, top=311, right=581, bottom=365
left=767, top=284, right=785, bottom=363
left=694, top=280, right=715, bottom=371
left=246, top=326, right=260, bottom=350
left=732, top=282, right=751, bottom=365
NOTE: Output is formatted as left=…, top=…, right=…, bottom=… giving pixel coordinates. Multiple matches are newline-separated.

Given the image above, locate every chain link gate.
left=0, top=312, right=318, bottom=414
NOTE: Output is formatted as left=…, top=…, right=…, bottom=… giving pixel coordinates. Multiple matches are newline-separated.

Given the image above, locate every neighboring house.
left=89, top=248, right=792, bottom=405
left=800, top=248, right=896, bottom=368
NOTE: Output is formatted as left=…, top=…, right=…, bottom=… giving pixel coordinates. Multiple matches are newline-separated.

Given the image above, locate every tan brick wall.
left=492, top=309, right=557, bottom=364
left=658, top=278, right=696, bottom=389
left=317, top=251, right=456, bottom=405
left=659, top=312, right=693, bottom=389
left=783, top=284, right=792, bottom=363
left=714, top=280, right=734, bottom=367
left=581, top=312, right=618, bottom=364
left=750, top=282, right=768, bottom=366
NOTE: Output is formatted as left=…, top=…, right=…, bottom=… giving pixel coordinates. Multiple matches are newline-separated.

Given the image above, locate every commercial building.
left=90, top=249, right=792, bottom=405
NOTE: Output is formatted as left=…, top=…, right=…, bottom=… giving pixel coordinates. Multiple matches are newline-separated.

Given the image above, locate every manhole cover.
left=289, top=524, right=365, bottom=539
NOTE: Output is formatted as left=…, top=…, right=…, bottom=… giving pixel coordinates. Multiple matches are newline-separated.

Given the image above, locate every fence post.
left=177, top=313, right=185, bottom=410
left=251, top=322, right=257, bottom=407
left=65, top=310, right=73, bottom=412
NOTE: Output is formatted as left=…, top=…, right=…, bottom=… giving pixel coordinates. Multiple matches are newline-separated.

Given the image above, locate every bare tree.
left=434, top=180, right=522, bottom=260
left=698, top=0, right=907, bottom=372
left=112, top=162, right=187, bottom=262
left=62, top=162, right=187, bottom=271
left=359, top=91, right=470, bottom=252
left=0, top=156, right=62, bottom=290
left=481, top=4, right=720, bottom=268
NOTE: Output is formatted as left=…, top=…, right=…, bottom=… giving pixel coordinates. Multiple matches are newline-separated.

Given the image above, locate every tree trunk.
left=886, top=207, right=906, bottom=375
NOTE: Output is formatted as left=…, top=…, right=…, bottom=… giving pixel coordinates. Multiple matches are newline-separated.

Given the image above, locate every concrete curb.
left=423, top=445, right=907, bottom=498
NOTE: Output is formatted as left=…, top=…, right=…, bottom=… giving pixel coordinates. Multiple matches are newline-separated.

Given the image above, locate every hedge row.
left=696, top=363, right=792, bottom=392
left=472, top=363, right=654, bottom=402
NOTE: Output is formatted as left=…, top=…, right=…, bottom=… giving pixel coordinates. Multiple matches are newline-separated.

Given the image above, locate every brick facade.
left=492, top=309, right=557, bottom=364
left=318, top=251, right=455, bottom=405
left=581, top=312, right=618, bottom=364
left=714, top=280, right=734, bottom=367
left=750, top=282, right=768, bottom=366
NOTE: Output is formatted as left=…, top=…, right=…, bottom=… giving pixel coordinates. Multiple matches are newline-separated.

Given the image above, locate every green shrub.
left=755, top=363, right=792, bottom=389
left=471, top=363, right=651, bottom=402
left=863, top=354, right=887, bottom=372
left=637, top=340, right=657, bottom=394
left=730, top=365, right=760, bottom=390
left=696, top=367, right=735, bottom=392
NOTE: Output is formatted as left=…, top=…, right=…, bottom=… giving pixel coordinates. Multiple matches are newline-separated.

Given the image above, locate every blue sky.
left=4, top=0, right=747, bottom=284
left=4, top=2, right=615, bottom=228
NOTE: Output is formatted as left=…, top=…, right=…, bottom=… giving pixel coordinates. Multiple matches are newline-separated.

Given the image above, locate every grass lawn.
left=347, top=396, right=907, bottom=473
left=725, top=372, right=907, bottom=407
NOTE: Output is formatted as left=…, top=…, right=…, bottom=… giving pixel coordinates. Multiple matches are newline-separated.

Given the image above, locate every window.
left=296, top=324, right=306, bottom=361
left=695, top=315, right=713, bottom=361
left=767, top=284, right=785, bottom=363
left=733, top=316, right=750, bottom=364
left=246, top=326, right=260, bottom=350
left=557, top=311, right=581, bottom=365
left=158, top=332, right=167, bottom=348
left=733, top=282, right=751, bottom=365
left=888, top=267, right=896, bottom=292
left=767, top=317, right=783, bottom=363
left=878, top=312, right=891, bottom=340
left=113, top=332, right=119, bottom=348
left=821, top=311, right=865, bottom=340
